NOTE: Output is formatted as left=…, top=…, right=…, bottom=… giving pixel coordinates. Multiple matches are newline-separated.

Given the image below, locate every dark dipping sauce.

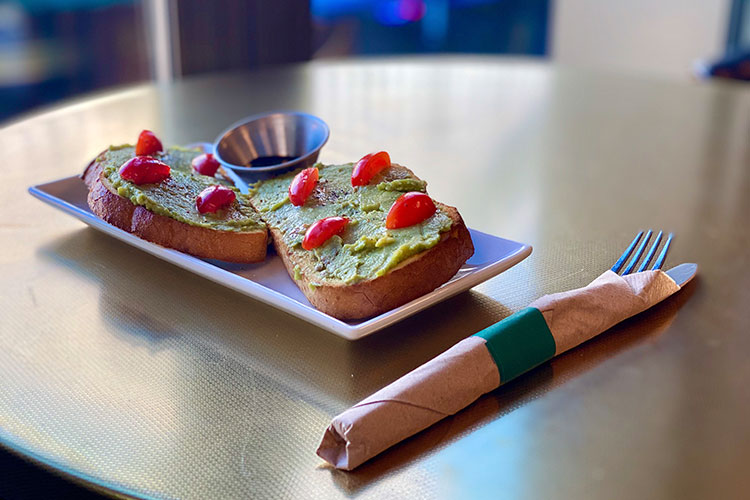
left=247, top=156, right=298, bottom=168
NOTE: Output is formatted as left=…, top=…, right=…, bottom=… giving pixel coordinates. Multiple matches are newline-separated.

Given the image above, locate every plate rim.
left=29, top=176, right=532, bottom=340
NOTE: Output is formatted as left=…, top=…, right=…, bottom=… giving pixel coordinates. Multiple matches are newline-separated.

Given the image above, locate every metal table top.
left=1, top=57, right=749, bottom=499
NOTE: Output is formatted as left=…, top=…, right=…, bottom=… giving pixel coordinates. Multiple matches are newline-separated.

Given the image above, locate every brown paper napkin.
left=317, top=269, right=681, bottom=470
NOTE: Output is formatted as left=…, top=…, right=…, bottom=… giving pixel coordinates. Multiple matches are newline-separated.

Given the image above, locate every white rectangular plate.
left=29, top=176, right=531, bottom=340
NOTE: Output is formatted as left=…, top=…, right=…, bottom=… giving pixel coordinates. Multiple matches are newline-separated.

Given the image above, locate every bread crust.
left=271, top=203, right=474, bottom=320
left=82, top=155, right=102, bottom=188
left=85, top=159, right=267, bottom=263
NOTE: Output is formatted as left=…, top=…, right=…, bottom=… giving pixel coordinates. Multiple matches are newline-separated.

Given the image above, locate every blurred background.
left=0, top=0, right=748, bottom=123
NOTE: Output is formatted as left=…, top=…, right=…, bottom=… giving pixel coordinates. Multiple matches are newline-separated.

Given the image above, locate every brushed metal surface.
left=214, top=111, right=329, bottom=180
left=2, top=57, right=749, bottom=499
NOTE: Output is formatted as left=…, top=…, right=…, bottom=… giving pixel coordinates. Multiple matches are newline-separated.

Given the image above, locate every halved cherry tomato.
left=192, top=153, right=220, bottom=177
left=119, top=156, right=170, bottom=185
left=351, top=151, right=391, bottom=186
left=196, top=185, right=236, bottom=214
left=302, top=216, right=349, bottom=250
left=385, top=192, right=436, bottom=229
left=135, top=130, right=163, bottom=156
left=288, top=167, right=319, bottom=206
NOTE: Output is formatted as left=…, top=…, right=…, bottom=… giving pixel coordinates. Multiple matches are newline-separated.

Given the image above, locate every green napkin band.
left=474, top=307, right=557, bottom=383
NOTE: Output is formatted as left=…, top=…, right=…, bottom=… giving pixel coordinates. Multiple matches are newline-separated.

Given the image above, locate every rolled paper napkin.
left=317, top=269, right=681, bottom=470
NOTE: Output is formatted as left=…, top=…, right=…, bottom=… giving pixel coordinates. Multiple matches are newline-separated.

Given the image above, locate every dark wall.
left=0, top=2, right=150, bottom=122
left=176, top=0, right=312, bottom=75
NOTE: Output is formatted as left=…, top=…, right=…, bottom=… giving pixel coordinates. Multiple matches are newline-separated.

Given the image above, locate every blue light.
left=374, top=0, right=426, bottom=26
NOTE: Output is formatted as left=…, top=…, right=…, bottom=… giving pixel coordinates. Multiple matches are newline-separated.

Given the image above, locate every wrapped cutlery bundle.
left=317, top=265, right=696, bottom=470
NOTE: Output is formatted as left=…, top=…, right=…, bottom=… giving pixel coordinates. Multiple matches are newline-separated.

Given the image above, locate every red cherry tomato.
left=302, top=216, right=349, bottom=250
left=288, top=167, right=319, bottom=206
left=118, top=156, right=170, bottom=185
left=385, top=192, right=436, bottom=229
left=351, top=151, right=391, bottom=186
left=135, top=130, right=163, bottom=156
left=196, top=185, right=236, bottom=214
left=192, top=153, right=221, bottom=177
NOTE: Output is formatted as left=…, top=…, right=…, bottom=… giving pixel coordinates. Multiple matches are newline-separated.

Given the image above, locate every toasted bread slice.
left=250, top=163, right=474, bottom=320
left=84, top=146, right=267, bottom=263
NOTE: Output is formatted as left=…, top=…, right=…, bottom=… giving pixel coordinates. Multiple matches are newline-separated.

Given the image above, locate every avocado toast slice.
left=250, top=162, right=474, bottom=320
left=84, top=145, right=267, bottom=262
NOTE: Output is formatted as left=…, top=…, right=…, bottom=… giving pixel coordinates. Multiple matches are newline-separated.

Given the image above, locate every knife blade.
left=665, top=263, right=698, bottom=287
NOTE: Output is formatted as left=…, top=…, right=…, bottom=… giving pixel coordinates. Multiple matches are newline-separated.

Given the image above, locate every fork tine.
left=637, top=230, right=663, bottom=272
left=622, top=229, right=653, bottom=275
left=611, top=231, right=643, bottom=273
left=652, top=232, right=674, bottom=270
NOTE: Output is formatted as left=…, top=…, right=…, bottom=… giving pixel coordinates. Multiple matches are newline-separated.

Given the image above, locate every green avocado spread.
left=99, top=145, right=265, bottom=232
left=250, top=163, right=453, bottom=284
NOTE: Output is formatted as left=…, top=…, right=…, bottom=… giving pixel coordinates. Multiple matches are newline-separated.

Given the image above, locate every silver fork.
left=611, top=230, right=674, bottom=275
